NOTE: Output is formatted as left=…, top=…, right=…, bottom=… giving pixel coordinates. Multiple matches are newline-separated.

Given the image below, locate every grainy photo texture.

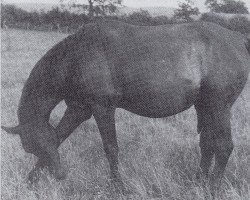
left=1, top=0, right=250, bottom=199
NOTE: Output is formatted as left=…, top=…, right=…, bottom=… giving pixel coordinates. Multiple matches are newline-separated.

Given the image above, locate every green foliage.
left=122, top=10, right=175, bottom=26
left=200, top=13, right=229, bottom=27
left=205, top=0, right=249, bottom=14
left=1, top=4, right=37, bottom=25
left=1, top=4, right=176, bottom=31
left=123, top=9, right=152, bottom=25
left=220, top=0, right=249, bottom=14
left=174, top=0, right=200, bottom=22
left=200, top=13, right=250, bottom=34
left=61, top=0, right=123, bottom=17
left=151, top=15, right=175, bottom=25
left=205, top=0, right=220, bottom=12
left=44, top=7, right=90, bottom=27
left=228, top=15, right=250, bottom=34
left=1, top=4, right=91, bottom=32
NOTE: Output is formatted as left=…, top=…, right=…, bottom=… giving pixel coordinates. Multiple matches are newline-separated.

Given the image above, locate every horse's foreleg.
left=28, top=154, right=51, bottom=184
left=196, top=105, right=233, bottom=195
left=44, top=103, right=92, bottom=179
left=93, top=104, right=125, bottom=193
left=29, top=102, right=92, bottom=183
left=211, top=110, right=233, bottom=190
left=28, top=146, right=66, bottom=184
left=55, top=102, right=92, bottom=146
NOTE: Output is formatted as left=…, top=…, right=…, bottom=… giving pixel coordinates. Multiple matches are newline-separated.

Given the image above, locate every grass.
left=1, top=28, right=250, bottom=200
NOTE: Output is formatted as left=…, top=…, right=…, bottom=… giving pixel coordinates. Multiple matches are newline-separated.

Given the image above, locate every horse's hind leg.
left=195, top=104, right=233, bottom=184
left=195, top=106, right=215, bottom=178
left=92, top=104, right=126, bottom=193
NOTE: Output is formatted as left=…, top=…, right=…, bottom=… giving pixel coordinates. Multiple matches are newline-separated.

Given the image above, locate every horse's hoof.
left=54, top=168, right=67, bottom=180
left=150, top=184, right=162, bottom=198
left=195, top=170, right=209, bottom=182
left=195, top=170, right=202, bottom=180
left=209, top=176, right=222, bottom=199
left=111, top=178, right=129, bottom=195
left=27, top=170, right=41, bottom=190
left=27, top=169, right=40, bottom=185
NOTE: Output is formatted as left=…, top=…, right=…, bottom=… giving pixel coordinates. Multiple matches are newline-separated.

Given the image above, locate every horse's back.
left=92, top=21, right=248, bottom=115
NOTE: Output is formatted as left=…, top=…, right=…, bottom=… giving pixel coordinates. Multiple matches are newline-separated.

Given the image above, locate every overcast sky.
left=3, top=0, right=250, bottom=12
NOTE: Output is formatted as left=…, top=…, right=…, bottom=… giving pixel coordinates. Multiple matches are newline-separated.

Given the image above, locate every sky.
left=3, top=0, right=250, bottom=12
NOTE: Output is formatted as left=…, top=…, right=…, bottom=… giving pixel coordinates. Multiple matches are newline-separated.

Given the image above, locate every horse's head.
left=2, top=122, right=58, bottom=157
left=2, top=123, right=65, bottom=182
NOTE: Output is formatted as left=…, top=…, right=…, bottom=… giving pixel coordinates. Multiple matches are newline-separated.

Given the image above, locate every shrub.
left=228, top=16, right=250, bottom=34
left=151, top=16, right=174, bottom=25
left=124, top=10, right=152, bottom=25
left=200, top=13, right=250, bottom=35
left=200, top=13, right=228, bottom=29
left=1, top=4, right=91, bottom=32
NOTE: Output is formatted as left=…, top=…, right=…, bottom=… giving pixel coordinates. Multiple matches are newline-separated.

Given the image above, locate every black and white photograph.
left=1, top=0, right=250, bottom=199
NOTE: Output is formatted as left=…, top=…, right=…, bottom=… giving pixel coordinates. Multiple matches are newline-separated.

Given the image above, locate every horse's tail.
left=245, top=37, right=250, bottom=55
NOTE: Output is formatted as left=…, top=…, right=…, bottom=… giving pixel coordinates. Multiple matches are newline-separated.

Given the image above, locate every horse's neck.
left=17, top=76, right=62, bottom=125
left=16, top=34, right=76, bottom=125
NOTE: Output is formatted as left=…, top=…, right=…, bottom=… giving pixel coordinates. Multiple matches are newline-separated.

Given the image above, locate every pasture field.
left=1, top=29, right=250, bottom=200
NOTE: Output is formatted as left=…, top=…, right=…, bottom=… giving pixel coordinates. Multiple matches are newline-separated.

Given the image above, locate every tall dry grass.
left=1, top=29, right=250, bottom=200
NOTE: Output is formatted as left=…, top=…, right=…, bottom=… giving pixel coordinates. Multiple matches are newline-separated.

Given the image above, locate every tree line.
left=1, top=3, right=177, bottom=32
left=1, top=0, right=250, bottom=35
left=1, top=4, right=91, bottom=32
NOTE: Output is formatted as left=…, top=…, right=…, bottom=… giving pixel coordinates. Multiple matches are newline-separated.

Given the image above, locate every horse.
left=2, top=20, right=250, bottom=194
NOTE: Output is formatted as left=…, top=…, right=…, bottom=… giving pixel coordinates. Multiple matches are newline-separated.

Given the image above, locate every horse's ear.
left=1, top=125, right=22, bottom=134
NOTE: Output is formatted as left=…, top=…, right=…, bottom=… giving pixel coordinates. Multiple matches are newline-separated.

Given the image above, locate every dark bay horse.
left=2, top=20, right=250, bottom=193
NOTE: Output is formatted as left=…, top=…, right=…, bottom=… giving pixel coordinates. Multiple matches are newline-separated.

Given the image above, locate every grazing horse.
left=2, top=20, right=250, bottom=193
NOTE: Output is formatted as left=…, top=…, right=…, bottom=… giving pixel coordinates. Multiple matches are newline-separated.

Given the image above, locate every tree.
left=205, top=0, right=249, bottom=14
left=125, top=10, right=152, bottom=25
left=174, top=0, right=200, bottom=22
left=228, top=15, right=250, bottom=34
left=205, top=0, right=220, bottom=12
left=61, top=0, right=123, bottom=17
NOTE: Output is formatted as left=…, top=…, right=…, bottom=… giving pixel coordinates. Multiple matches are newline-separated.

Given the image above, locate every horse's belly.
left=119, top=83, right=199, bottom=118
